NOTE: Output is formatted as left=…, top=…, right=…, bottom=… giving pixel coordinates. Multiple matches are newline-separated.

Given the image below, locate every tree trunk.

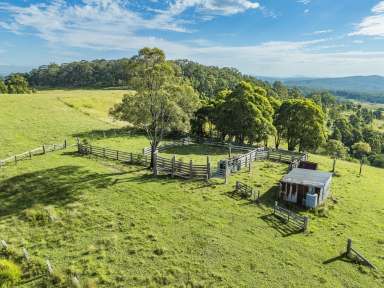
left=150, top=144, right=158, bottom=168
left=332, top=158, right=336, bottom=173
left=359, top=160, right=363, bottom=176
left=288, top=141, right=296, bottom=151
left=274, top=135, right=280, bottom=149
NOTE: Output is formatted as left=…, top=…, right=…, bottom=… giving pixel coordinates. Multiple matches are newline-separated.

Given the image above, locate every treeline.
left=334, top=90, right=384, bottom=104
left=24, top=58, right=271, bottom=98
left=192, top=80, right=384, bottom=169
left=297, top=86, right=384, bottom=104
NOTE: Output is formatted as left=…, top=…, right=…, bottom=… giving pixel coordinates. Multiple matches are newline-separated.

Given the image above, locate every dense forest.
left=1, top=53, right=383, bottom=169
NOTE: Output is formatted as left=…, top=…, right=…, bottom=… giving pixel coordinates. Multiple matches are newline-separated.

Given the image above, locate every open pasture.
left=0, top=90, right=383, bottom=287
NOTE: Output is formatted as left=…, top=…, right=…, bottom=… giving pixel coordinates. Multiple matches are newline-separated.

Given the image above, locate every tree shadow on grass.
left=257, top=185, right=280, bottom=208
left=73, top=127, right=144, bottom=140
left=0, top=165, right=123, bottom=218
left=160, top=144, right=233, bottom=157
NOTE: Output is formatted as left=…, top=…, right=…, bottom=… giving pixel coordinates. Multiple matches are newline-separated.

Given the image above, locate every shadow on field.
left=258, top=185, right=280, bottom=207
left=73, top=127, right=144, bottom=140
left=0, top=166, right=124, bottom=218
left=160, top=144, right=232, bottom=157
left=259, top=214, right=303, bottom=237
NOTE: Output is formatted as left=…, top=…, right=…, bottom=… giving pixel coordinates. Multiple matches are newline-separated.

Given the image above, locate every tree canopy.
left=274, top=99, right=326, bottom=151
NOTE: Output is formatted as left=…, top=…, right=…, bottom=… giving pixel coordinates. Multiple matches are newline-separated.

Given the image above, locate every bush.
left=0, top=259, right=22, bottom=288
left=368, top=154, right=384, bottom=168
left=22, top=205, right=57, bottom=224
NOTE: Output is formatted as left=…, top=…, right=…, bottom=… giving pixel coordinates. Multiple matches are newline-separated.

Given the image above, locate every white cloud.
left=297, top=0, right=311, bottom=5
left=372, top=1, right=384, bottom=13
left=0, top=0, right=383, bottom=77
left=311, top=29, right=333, bottom=35
left=350, top=1, right=384, bottom=37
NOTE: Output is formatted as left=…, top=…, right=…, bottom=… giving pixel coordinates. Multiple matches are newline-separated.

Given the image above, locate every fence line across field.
left=78, top=144, right=150, bottom=167
left=0, top=140, right=72, bottom=167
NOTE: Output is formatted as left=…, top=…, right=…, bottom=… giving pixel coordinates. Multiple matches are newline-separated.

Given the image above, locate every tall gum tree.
left=110, top=48, right=200, bottom=167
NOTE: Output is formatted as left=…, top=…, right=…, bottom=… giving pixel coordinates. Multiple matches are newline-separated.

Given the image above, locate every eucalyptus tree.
left=274, top=99, right=326, bottom=151
left=110, top=48, right=200, bottom=167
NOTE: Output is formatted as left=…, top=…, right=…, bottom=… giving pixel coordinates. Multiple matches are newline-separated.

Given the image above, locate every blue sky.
left=0, top=0, right=384, bottom=77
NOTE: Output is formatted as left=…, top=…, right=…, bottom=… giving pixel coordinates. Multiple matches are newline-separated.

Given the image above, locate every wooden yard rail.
left=0, top=140, right=69, bottom=167
left=273, top=201, right=309, bottom=232
left=234, top=181, right=259, bottom=201
left=154, top=153, right=209, bottom=180
left=78, top=144, right=149, bottom=167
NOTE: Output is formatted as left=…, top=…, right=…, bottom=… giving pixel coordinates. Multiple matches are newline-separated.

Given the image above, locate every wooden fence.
left=233, top=181, right=259, bottom=201
left=273, top=201, right=309, bottom=232
left=346, top=239, right=376, bottom=269
left=0, top=140, right=69, bottom=167
left=154, top=153, right=209, bottom=180
left=78, top=144, right=149, bottom=166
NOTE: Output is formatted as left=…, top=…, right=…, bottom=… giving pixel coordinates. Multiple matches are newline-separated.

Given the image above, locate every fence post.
left=347, top=239, right=352, bottom=257
left=153, top=151, right=158, bottom=176
left=171, top=155, right=176, bottom=177
left=245, top=156, right=248, bottom=170
left=103, top=148, right=106, bottom=158
left=228, top=144, right=232, bottom=158
left=29, top=151, right=32, bottom=159
left=130, top=152, right=133, bottom=163
left=224, top=160, right=229, bottom=184
left=64, top=139, right=67, bottom=149
left=14, top=155, right=17, bottom=164
left=235, top=181, right=240, bottom=192
left=143, top=148, right=145, bottom=156
left=303, top=216, right=309, bottom=232
left=206, top=156, right=211, bottom=180
left=190, top=160, right=193, bottom=179
left=248, top=155, right=251, bottom=172
left=116, top=150, right=119, bottom=161
left=274, top=201, right=277, bottom=214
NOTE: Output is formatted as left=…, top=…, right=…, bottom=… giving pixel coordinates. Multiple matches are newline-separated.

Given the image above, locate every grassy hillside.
left=0, top=90, right=383, bottom=287
left=0, top=90, right=128, bottom=158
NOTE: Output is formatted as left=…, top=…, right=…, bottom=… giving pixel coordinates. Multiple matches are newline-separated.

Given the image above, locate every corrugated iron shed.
left=282, top=168, right=332, bottom=188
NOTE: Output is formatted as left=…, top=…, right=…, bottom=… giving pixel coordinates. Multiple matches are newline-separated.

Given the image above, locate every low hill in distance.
left=285, top=75, right=384, bottom=94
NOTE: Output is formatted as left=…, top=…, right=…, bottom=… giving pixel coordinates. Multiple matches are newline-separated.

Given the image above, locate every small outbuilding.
left=280, top=168, right=332, bottom=208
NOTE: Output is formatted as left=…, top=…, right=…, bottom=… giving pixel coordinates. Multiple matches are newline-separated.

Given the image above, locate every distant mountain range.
left=284, top=75, right=384, bottom=94
left=257, top=75, right=384, bottom=103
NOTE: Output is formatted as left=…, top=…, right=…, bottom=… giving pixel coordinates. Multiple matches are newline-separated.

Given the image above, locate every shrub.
left=0, top=259, right=22, bottom=288
left=22, top=205, right=57, bottom=224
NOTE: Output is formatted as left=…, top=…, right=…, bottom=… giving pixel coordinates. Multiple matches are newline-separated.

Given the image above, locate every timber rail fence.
left=146, top=138, right=307, bottom=181
left=0, top=140, right=70, bottom=167
left=78, top=144, right=150, bottom=167
left=233, top=181, right=260, bottom=202
left=154, top=154, right=209, bottom=180
left=273, top=201, right=309, bottom=233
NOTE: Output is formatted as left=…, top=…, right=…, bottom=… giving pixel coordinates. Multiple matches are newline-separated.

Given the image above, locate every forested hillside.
left=25, top=59, right=270, bottom=98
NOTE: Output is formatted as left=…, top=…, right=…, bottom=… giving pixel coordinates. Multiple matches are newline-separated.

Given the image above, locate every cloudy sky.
left=0, top=0, right=384, bottom=77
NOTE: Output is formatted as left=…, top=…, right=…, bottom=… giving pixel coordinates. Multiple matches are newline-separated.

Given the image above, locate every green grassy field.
left=0, top=90, right=383, bottom=287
